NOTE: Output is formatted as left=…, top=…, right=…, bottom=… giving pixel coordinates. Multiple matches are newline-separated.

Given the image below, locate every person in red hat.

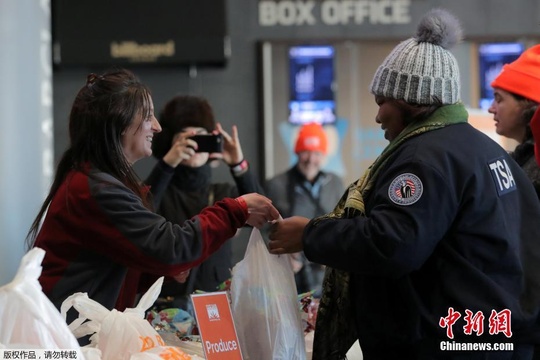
left=265, top=122, right=344, bottom=296
left=489, top=44, right=540, bottom=199
left=496, top=45, right=540, bottom=358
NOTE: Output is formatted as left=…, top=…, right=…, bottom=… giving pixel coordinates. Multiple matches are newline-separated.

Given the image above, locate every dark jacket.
left=303, top=123, right=540, bottom=358
left=266, top=165, right=344, bottom=294
left=512, top=138, right=540, bottom=200
left=265, top=166, right=344, bottom=219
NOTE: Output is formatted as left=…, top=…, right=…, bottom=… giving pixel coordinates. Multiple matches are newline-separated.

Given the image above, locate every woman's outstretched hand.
left=238, top=193, right=280, bottom=229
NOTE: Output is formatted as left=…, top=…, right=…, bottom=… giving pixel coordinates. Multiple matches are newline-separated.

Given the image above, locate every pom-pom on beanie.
left=491, top=45, right=540, bottom=104
left=370, top=8, right=463, bottom=105
left=294, top=123, right=328, bottom=155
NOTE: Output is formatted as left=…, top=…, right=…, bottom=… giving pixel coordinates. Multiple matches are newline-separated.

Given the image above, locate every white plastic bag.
left=61, top=277, right=167, bottom=360
left=0, top=247, right=81, bottom=349
left=230, top=227, right=306, bottom=360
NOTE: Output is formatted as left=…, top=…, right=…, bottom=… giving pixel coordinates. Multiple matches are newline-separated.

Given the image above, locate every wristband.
left=230, top=159, right=248, bottom=174
left=235, top=196, right=248, bottom=214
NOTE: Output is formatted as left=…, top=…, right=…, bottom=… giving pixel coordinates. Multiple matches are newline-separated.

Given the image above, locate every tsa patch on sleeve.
left=488, top=157, right=516, bottom=196
left=388, top=173, right=423, bottom=206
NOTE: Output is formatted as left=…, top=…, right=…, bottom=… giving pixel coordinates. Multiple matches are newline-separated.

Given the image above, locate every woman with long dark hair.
left=26, top=68, right=278, bottom=320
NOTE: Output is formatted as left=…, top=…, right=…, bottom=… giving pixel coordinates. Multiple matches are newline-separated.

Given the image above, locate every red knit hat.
left=491, top=45, right=540, bottom=103
left=294, top=123, right=328, bottom=154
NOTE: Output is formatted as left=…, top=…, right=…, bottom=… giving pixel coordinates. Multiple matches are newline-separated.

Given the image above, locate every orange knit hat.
left=294, top=123, right=328, bottom=154
left=491, top=45, right=540, bottom=103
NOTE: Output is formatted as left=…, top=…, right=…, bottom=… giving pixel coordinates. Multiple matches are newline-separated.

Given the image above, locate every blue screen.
left=478, top=42, right=524, bottom=110
left=288, top=45, right=336, bottom=124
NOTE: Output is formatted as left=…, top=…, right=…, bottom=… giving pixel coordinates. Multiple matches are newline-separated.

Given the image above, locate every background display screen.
left=478, top=42, right=524, bottom=110
left=288, top=45, right=336, bottom=124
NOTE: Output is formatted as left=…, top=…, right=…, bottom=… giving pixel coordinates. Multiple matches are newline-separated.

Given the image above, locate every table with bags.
left=0, top=227, right=357, bottom=359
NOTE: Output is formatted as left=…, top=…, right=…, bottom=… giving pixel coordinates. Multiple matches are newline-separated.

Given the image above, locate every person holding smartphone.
left=146, top=95, right=262, bottom=311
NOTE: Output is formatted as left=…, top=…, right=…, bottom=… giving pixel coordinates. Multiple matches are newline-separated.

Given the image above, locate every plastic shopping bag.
left=0, top=247, right=81, bottom=349
left=61, top=277, right=182, bottom=360
left=230, top=227, right=306, bottom=360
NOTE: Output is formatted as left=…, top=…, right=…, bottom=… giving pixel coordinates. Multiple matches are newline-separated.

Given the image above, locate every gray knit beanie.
left=370, top=8, right=463, bottom=105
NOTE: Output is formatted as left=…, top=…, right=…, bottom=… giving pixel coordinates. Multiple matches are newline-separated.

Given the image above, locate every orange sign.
left=191, top=292, right=243, bottom=360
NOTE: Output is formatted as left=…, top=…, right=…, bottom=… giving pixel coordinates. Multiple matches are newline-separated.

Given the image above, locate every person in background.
left=146, top=94, right=263, bottom=310
left=489, top=44, right=540, bottom=198
left=268, top=9, right=540, bottom=359
left=265, top=122, right=344, bottom=296
left=26, top=68, right=278, bottom=329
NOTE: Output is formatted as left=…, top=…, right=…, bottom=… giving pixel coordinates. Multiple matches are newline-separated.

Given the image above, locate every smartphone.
left=190, top=134, right=223, bottom=153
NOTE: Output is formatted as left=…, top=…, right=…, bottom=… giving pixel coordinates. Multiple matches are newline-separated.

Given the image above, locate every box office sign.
left=191, top=292, right=243, bottom=360
left=258, top=0, right=412, bottom=26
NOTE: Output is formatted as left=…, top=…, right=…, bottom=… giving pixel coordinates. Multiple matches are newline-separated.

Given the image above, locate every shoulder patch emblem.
left=488, top=157, right=516, bottom=196
left=388, top=173, right=423, bottom=206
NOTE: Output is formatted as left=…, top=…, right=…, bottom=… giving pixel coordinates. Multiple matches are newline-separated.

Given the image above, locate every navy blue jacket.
left=304, top=123, right=540, bottom=358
